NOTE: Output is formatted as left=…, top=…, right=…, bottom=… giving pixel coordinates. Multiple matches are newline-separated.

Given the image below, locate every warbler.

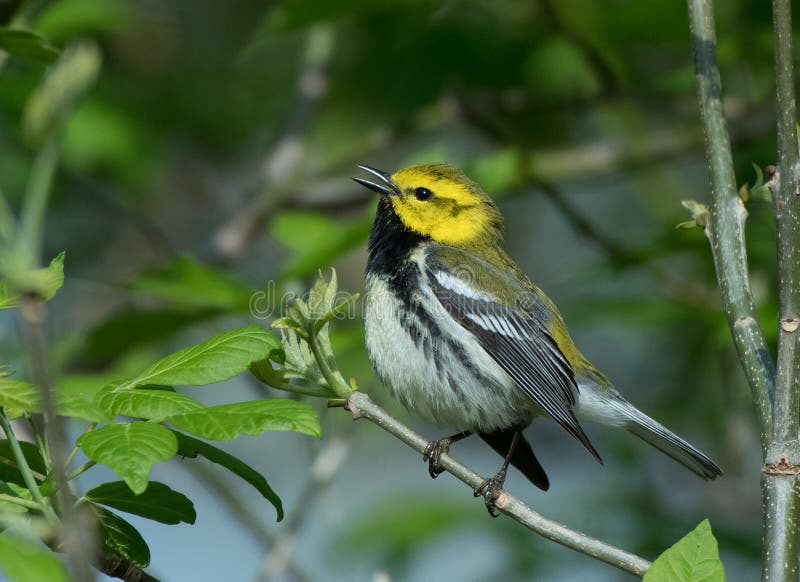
left=354, top=163, right=722, bottom=514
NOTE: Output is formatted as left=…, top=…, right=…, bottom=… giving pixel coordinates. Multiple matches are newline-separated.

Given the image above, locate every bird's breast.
left=364, top=255, right=536, bottom=432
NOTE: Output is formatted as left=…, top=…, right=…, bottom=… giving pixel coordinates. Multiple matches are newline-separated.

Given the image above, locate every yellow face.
left=388, top=164, right=503, bottom=246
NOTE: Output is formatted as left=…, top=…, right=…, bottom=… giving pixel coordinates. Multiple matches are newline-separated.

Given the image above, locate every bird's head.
left=354, top=163, right=503, bottom=247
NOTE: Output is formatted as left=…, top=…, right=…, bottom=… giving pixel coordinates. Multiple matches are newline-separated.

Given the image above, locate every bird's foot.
left=474, top=467, right=508, bottom=517
left=422, top=437, right=452, bottom=478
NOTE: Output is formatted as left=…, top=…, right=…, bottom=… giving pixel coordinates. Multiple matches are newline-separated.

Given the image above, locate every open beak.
left=352, top=165, right=400, bottom=197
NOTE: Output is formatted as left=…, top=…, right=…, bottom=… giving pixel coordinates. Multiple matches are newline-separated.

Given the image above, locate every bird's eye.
left=414, top=187, right=434, bottom=201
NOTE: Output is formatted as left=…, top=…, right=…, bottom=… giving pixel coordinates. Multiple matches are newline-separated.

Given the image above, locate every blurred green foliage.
left=0, top=0, right=788, bottom=580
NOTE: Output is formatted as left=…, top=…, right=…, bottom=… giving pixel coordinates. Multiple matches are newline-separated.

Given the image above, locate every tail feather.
left=480, top=429, right=550, bottom=491
left=576, top=380, right=723, bottom=479
left=624, top=407, right=722, bottom=480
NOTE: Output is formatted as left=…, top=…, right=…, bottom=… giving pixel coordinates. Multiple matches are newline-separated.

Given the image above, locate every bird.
left=354, top=162, right=722, bottom=515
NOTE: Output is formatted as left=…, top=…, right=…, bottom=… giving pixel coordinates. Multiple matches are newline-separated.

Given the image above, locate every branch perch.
left=685, top=0, right=775, bottom=451
left=345, top=391, right=651, bottom=578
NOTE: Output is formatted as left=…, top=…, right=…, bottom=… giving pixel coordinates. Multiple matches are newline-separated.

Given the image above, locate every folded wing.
left=426, top=253, right=601, bottom=462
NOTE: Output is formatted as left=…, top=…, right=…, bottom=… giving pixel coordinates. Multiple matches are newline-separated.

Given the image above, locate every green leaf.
left=0, top=376, right=109, bottom=422
left=273, top=270, right=353, bottom=396
left=0, top=533, right=74, bottom=582
left=0, top=253, right=65, bottom=308
left=249, top=358, right=335, bottom=398
left=746, top=163, right=772, bottom=202
left=0, top=379, right=38, bottom=417
left=679, top=200, right=710, bottom=230
left=167, top=398, right=321, bottom=441
left=85, top=480, right=196, bottom=525
left=56, top=393, right=110, bottom=422
left=34, top=0, right=135, bottom=40
left=95, top=388, right=204, bottom=419
left=0, top=439, right=46, bottom=485
left=0, top=281, right=18, bottom=310
left=0, top=483, right=34, bottom=513
left=130, top=256, right=253, bottom=311
left=78, top=423, right=178, bottom=494
left=121, top=326, right=281, bottom=389
left=59, top=366, right=152, bottom=408
left=95, top=506, right=151, bottom=567
left=173, top=431, right=283, bottom=521
left=644, top=519, right=725, bottom=582
left=76, top=307, right=223, bottom=365
left=0, top=27, right=60, bottom=65
left=24, top=252, right=64, bottom=301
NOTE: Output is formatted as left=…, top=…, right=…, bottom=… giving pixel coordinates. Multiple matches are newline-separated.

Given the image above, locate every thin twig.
left=685, top=0, right=775, bottom=452
left=0, top=454, right=46, bottom=481
left=65, top=422, right=97, bottom=468
left=67, top=460, right=96, bottom=481
left=19, top=295, right=96, bottom=582
left=0, top=492, right=43, bottom=510
left=762, top=0, right=800, bottom=579
left=345, top=392, right=651, bottom=578
left=0, top=411, right=56, bottom=522
left=27, top=416, right=51, bottom=471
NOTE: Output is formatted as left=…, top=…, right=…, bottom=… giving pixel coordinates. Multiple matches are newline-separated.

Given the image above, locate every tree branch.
left=685, top=0, right=775, bottom=452
left=763, top=0, right=800, bottom=579
left=344, top=392, right=651, bottom=578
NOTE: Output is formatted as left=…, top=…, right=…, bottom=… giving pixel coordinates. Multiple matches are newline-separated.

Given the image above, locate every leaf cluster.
left=252, top=270, right=360, bottom=400
left=0, top=322, right=322, bottom=579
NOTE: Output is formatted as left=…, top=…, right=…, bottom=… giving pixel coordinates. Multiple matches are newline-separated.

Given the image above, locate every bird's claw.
left=423, top=438, right=450, bottom=478
left=474, top=468, right=508, bottom=517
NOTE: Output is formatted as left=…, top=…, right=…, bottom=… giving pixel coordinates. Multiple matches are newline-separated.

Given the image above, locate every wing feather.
left=427, top=261, right=601, bottom=462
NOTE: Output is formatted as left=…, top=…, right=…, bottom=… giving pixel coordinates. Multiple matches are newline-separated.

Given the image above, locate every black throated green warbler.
left=354, top=163, right=721, bottom=514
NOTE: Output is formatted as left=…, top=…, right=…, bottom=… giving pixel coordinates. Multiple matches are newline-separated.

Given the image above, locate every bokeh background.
left=0, top=0, right=785, bottom=580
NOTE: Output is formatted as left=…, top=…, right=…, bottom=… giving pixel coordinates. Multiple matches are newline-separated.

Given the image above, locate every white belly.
left=364, top=273, right=536, bottom=432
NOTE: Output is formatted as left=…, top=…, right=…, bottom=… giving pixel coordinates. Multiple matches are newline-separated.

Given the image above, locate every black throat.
left=366, top=198, right=426, bottom=277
